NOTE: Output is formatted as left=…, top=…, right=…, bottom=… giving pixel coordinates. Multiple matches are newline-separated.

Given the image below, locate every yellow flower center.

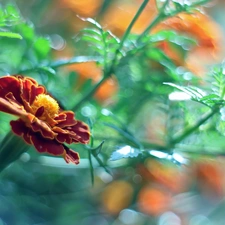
left=31, top=94, right=59, bottom=120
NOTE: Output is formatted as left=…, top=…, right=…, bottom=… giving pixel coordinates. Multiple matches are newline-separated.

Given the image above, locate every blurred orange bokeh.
left=59, top=0, right=103, bottom=17
left=101, top=1, right=156, bottom=37
left=159, top=12, right=222, bottom=53
left=66, top=62, right=118, bottom=103
left=138, top=186, right=171, bottom=216
left=101, top=1, right=223, bottom=75
left=101, top=180, right=134, bottom=215
left=137, top=159, right=188, bottom=194
left=194, top=159, right=225, bottom=198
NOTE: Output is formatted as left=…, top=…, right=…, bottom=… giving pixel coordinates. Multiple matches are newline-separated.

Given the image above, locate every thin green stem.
left=170, top=106, right=220, bottom=145
left=88, top=135, right=94, bottom=186
left=137, top=0, right=210, bottom=43
left=72, top=0, right=150, bottom=110
left=190, top=0, right=211, bottom=8
left=88, top=150, right=94, bottom=186
left=220, top=83, right=225, bottom=99
left=17, top=56, right=101, bottom=74
left=119, top=0, right=149, bottom=50
left=137, top=0, right=169, bottom=43
left=102, top=31, right=108, bottom=71
left=72, top=76, right=106, bottom=111
left=94, top=155, right=111, bottom=174
left=0, top=131, right=29, bottom=173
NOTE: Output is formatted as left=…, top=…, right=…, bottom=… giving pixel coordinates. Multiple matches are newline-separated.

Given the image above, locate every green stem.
left=72, top=0, right=150, bottom=110
left=18, top=56, right=101, bottom=74
left=221, top=85, right=225, bottom=100
left=88, top=135, right=94, bottom=186
left=94, top=155, right=111, bottom=175
left=137, top=0, right=169, bottom=43
left=119, top=0, right=149, bottom=50
left=190, top=0, right=211, bottom=8
left=0, top=131, right=29, bottom=173
left=72, top=76, right=106, bottom=111
left=170, top=106, right=220, bottom=145
left=174, top=144, right=225, bottom=156
left=137, top=0, right=210, bottom=43
left=88, top=151, right=94, bottom=185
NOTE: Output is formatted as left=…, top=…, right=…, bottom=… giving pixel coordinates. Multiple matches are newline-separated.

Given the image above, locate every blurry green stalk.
left=0, top=131, right=29, bottom=173
left=72, top=0, right=150, bottom=111
left=73, top=0, right=211, bottom=110
left=18, top=0, right=211, bottom=111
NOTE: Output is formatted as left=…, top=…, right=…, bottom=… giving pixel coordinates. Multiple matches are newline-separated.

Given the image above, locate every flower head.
left=0, top=75, right=90, bottom=164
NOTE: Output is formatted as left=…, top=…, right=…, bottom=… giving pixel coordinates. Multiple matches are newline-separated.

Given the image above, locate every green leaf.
left=81, top=35, right=103, bottom=45
left=34, top=37, right=50, bottom=58
left=110, top=145, right=142, bottom=161
left=68, top=71, right=78, bottom=86
left=164, top=82, right=205, bottom=99
left=38, top=66, right=56, bottom=75
left=6, top=4, right=20, bottom=18
left=50, top=56, right=102, bottom=68
left=81, top=28, right=102, bottom=37
left=200, top=94, right=220, bottom=101
left=18, top=23, right=34, bottom=40
left=103, top=122, right=142, bottom=148
left=0, top=4, right=21, bottom=27
left=90, top=141, right=105, bottom=156
left=78, top=16, right=103, bottom=30
left=0, top=31, right=22, bottom=39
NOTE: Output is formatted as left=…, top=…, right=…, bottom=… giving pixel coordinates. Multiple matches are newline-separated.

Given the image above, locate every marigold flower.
left=0, top=75, right=90, bottom=164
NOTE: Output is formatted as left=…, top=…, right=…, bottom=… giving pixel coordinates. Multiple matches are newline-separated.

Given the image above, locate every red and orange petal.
left=65, top=120, right=90, bottom=143
left=10, top=119, right=33, bottom=145
left=55, top=111, right=77, bottom=127
left=0, top=76, right=46, bottom=113
left=63, top=146, right=80, bottom=164
left=11, top=119, right=80, bottom=163
left=0, top=76, right=22, bottom=104
left=0, top=75, right=90, bottom=164
left=31, top=134, right=65, bottom=155
left=20, top=75, right=46, bottom=106
left=0, top=96, right=25, bottom=116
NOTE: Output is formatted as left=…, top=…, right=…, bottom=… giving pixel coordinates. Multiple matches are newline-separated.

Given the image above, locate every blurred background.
left=1, top=0, right=225, bottom=225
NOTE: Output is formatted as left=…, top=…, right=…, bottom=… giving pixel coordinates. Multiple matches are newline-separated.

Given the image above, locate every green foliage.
left=0, top=0, right=225, bottom=224
left=78, top=17, right=120, bottom=70
left=110, top=146, right=142, bottom=161
left=0, top=0, right=222, bottom=170
left=0, top=4, right=21, bottom=27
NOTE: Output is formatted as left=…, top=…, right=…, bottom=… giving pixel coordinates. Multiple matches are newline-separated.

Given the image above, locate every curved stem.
left=72, top=0, right=150, bottom=110
left=137, top=0, right=169, bottom=43
left=137, top=0, right=211, bottom=43
left=0, top=131, right=29, bottom=174
left=170, top=106, right=220, bottom=145
left=72, top=76, right=107, bottom=111
left=17, top=56, right=101, bottom=74
left=119, top=0, right=149, bottom=50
